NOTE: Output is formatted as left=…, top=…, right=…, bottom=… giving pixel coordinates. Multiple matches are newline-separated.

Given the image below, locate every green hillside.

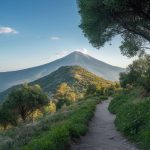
left=32, top=66, right=113, bottom=93
left=0, top=66, right=114, bottom=102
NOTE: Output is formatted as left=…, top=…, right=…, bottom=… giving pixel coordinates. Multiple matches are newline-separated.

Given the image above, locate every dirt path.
left=71, top=99, right=138, bottom=150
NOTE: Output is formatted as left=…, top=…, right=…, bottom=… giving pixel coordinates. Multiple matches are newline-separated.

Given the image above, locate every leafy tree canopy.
left=54, top=83, right=77, bottom=108
left=0, top=106, right=17, bottom=129
left=78, top=0, right=150, bottom=57
left=119, top=54, right=150, bottom=92
left=3, top=84, right=49, bottom=122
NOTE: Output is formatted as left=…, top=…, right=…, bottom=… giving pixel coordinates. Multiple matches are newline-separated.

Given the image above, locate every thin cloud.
left=50, top=36, right=61, bottom=40
left=75, top=48, right=89, bottom=54
left=0, top=27, right=18, bottom=34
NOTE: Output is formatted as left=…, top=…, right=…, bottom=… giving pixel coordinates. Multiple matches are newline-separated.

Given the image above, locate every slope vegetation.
left=0, top=66, right=113, bottom=102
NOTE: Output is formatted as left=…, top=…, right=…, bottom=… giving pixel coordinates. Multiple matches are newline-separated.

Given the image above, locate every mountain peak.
left=0, top=51, right=125, bottom=93
left=69, top=51, right=88, bottom=56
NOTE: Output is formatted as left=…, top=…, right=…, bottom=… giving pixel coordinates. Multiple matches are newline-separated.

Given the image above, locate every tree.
left=55, top=83, right=72, bottom=98
left=44, top=101, right=56, bottom=114
left=4, top=84, right=48, bottom=122
left=119, top=54, right=150, bottom=92
left=119, top=72, right=131, bottom=88
left=86, top=84, right=98, bottom=95
left=77, top=0, right=150, bottom=57
left=54, top=83, right=76, bottom=108
left=0, top=106, right=17, bottom=129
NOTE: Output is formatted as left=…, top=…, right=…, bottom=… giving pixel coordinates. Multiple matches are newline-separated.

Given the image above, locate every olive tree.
left=4, top=84, right=48, bottom=122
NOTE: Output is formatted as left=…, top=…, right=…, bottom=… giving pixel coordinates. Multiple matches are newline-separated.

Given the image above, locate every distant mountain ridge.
left=0, top=66, right=113, bottom=102
left=0, top=51, right=125, bottom=92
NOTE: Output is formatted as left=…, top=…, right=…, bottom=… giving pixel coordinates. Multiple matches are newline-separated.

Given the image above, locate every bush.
left=109, top=89, right=150, bottom=149
left=68, top=123, right=88, bottom=138
left=115, top=102, right=150, bottom=137
left=22, top=124, right=70, bottom=150
left=108, top=92, right=130, bottom=114
left=21, top=98, right=99, bottom=150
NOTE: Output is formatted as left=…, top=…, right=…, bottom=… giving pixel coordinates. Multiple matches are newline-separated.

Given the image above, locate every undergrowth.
left=0, top=96, right=102, bottom=150
left=109, top=88, right=150, bottom=150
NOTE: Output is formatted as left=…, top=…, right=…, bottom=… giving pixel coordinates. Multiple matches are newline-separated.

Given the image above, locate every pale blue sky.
left=0, top=0, right=135, bottom=71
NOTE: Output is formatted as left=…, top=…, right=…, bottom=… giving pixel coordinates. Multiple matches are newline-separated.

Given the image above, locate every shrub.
left=109, top=89, right=150, bottom=149
left=22, top=124, right=70, bottom=150
left=21, top=98, right=99, bottom=150
left=108, top=92, right=130, bottom=114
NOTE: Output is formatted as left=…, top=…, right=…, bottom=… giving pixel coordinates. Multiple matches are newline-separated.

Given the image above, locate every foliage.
left=109, top=88, right=150, bottom=149
left=108, top=91, right=130, bottom=114
left=0, top=97, right=100, bottom=150
left=29, top=109, right=43, bottom=122
left=0, top=96, right=102, bottom=150
left=77, top=0, right=150, bottom=57
left=86, top=82, right=120, bottom=97
left=21, top=98, right=99, bottom=150
left=22, top=124, right=70, bottom=150
left=54, top=83, right=77, bottom=109
left=115, top=102, right=150, bottom=137
left=0, top=110, right=73, bottom=150
left=0, top=106, right=17, bottom=129
left=44, top=101, right=56, bottom=114
left=119, top=54, right=150, bottom=93
left=1, top=84, right=49, bottom=123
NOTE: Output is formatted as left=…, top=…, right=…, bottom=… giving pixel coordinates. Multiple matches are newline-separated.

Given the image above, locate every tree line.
left=0, top=81, right=117, bottom=129
left=120, top=54, right=150, bottom=93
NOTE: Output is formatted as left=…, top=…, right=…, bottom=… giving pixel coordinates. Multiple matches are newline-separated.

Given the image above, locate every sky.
left=0, top=0, right=136, bottom=72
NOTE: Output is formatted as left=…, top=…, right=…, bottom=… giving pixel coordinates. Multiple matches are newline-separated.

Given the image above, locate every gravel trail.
left=71, top=99, right=138, bottom=150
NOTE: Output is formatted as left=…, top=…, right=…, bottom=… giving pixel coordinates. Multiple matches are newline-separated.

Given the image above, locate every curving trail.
left=71, top=99, right=138, bottom=150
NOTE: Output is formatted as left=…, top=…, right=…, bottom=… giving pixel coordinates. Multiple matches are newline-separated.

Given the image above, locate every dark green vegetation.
left=109, top=89, right=150, bottom=150
left=120, top=54, right=150, bottom=93
left=109, top=55, right=150, bottom=149
left=0, top=96, right=103, bottom=150
left=78, top=0, right=150, bottom=57
left=0, top=66, right=116, bottom=102
left=0, top=84, right=49, bottom=128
